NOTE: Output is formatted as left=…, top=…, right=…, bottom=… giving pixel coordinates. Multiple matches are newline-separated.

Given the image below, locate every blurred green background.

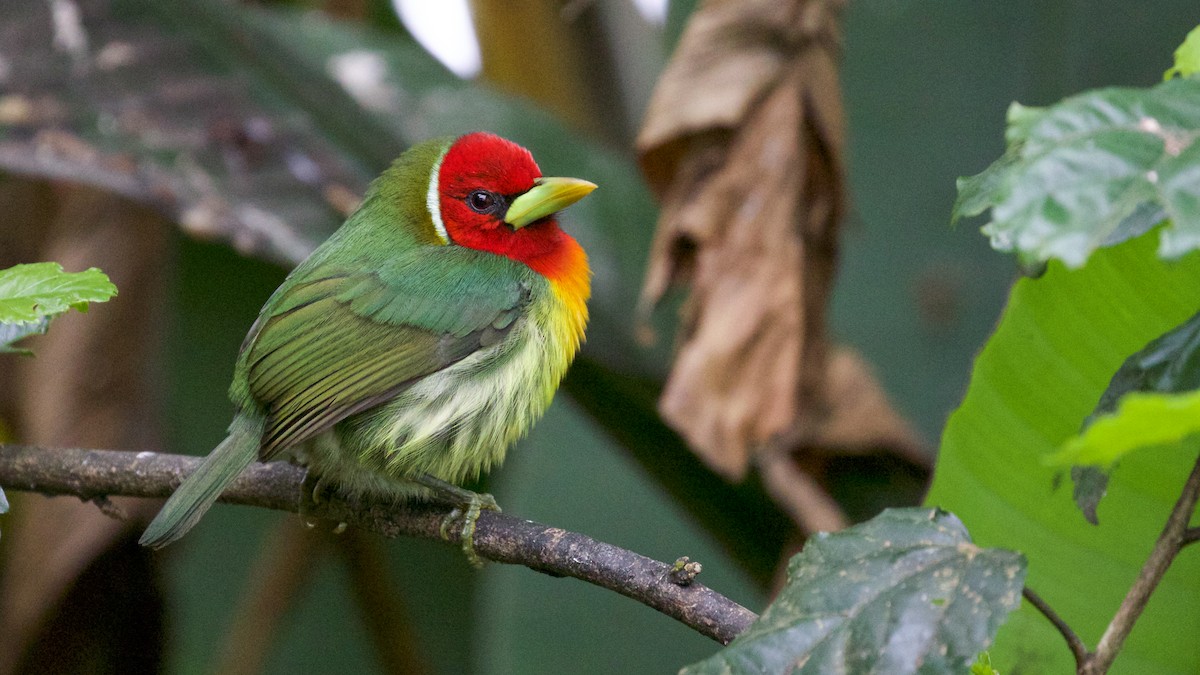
left=3, top=0, right=1199, bottom=673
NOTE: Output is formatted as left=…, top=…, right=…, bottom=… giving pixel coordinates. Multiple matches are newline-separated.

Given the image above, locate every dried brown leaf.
left=751, top=347, right=927, bottom=537
left=813, top=347, right=927, bottom=466
left=636, top=0, right=848, bottom=479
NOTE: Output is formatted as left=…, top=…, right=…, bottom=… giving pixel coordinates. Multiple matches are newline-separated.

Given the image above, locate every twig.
left=1022, top=586, right=1087, bottom=669
left=0, top=444, right=757, bottom=645
left=1182, top=526, right=1200, bottom=547
left=1081, top=451, right=1200, bottom=675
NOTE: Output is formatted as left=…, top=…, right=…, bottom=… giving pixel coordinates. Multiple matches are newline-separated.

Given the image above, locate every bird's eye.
left=467, top=190, right=498, bottom=214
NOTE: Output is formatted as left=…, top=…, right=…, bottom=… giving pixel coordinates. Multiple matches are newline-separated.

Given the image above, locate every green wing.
left=240, top=255, right=529, bottom=459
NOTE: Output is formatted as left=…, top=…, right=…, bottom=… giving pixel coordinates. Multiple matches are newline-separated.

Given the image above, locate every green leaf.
left=0, top=263, right=117, bottom=324
left=1054, top=308, right=1200, bottom=470
left=1157, top=139, right=1200, bottom=257
left=957, top=78, right=1200, bottom=268
left=1005, top=102, right=1051, bottom=145
left=1070, top=465, right=1109, bottom=525
left=1065, top=306, right=1200, bottom=518
left=1090, top=308, right=1200, bottom=417
left=1052, top=390, right=1200, bottom=466
left=680, top=508, right=1026, bottom=675
left=952, top=150, right=1020, bottom=225
left=1164, top=25, right=1200, bottom=79
left=971, top=652, right=1000, bottom=675
left=926, top=230, right=1200, bottom=673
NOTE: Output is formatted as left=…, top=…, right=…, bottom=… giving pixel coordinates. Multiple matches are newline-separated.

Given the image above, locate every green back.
left=228, top=136, right=542, bottom=458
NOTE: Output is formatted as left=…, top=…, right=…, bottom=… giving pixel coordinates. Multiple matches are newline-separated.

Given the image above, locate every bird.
left=140, top=132, right=596, bottom=564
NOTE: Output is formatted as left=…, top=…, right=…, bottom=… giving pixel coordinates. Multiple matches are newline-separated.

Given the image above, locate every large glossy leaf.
left=926, top=230, right=1200, bottom=673
left=680, top=508, right=1025, bottom=675
left=953, top=77, right=1200, bottom=268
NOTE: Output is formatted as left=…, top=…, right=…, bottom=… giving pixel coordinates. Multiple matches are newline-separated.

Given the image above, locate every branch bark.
left=1080, top=451, right=1200, bottom=675
left=0, top=444, right=757, bottom=645
left=1023, top=451, right=1200, bottom=675
left=1182, top=526, right=1200, bottom=546
left=1022, top=586, right=1087, bottom=670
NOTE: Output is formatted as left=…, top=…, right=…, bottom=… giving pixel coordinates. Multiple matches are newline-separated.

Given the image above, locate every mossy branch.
left=0, top=444, right=756, bottom=645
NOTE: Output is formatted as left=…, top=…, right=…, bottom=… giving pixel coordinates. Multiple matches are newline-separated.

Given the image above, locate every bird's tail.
left=139, top=414, right=264, bottom=549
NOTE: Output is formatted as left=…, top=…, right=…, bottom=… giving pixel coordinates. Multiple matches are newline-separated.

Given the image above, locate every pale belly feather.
left=296, top=290, right=575, bottom=499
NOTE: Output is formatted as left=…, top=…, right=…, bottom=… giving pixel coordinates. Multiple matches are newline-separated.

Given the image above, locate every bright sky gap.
left=392, top=0, right=667, bottom=79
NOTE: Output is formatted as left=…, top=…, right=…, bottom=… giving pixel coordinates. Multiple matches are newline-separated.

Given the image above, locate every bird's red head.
left=435, top=132, right=593, bottom=281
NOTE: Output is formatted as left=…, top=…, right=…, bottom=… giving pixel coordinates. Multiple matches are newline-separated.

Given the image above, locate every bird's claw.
left=437, top=491, right=500, bottom=569
left=439, top=507, right=462, bottom=541
left=299, top=471, right=341, bottom=532
left=414, top=474, right=500, bottom=567
left=300, top=471, right=321, bottom=528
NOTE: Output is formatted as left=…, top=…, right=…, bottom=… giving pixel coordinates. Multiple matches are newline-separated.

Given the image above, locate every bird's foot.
left=300, top=471, right=321, bottom=528
left=441, top=492, right=501, bottom=568
left=415, top=474, right=500, bottom=568
left=299, top=470, right=345, bottom=533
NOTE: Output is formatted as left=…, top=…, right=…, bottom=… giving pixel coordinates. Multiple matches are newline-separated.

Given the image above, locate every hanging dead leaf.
left=812, top=347, right=927, bottom=465
left=637, top=0, right=848, bottom=480
left=637, top=0, right=927, bottom=499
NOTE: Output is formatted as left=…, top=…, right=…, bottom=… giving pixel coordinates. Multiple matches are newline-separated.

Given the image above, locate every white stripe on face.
left=426, top=146, right=450, bottom=244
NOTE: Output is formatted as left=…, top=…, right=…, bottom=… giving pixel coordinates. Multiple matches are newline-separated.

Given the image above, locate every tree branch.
left=0, top=444, right=757, bottom=645
left=1182, top=526, right=1200, bottom=547
left=1081, top=451, right=1200, bottom=675
left=1022, top=586, right=1087, bottom=670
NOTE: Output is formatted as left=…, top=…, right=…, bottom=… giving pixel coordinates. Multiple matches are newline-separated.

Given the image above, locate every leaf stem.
left=1022, top=586, right=1087, bottom=669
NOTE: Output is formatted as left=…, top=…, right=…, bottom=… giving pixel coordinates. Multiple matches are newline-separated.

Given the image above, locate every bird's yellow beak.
left=505, top=176, right=597, bottom=229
